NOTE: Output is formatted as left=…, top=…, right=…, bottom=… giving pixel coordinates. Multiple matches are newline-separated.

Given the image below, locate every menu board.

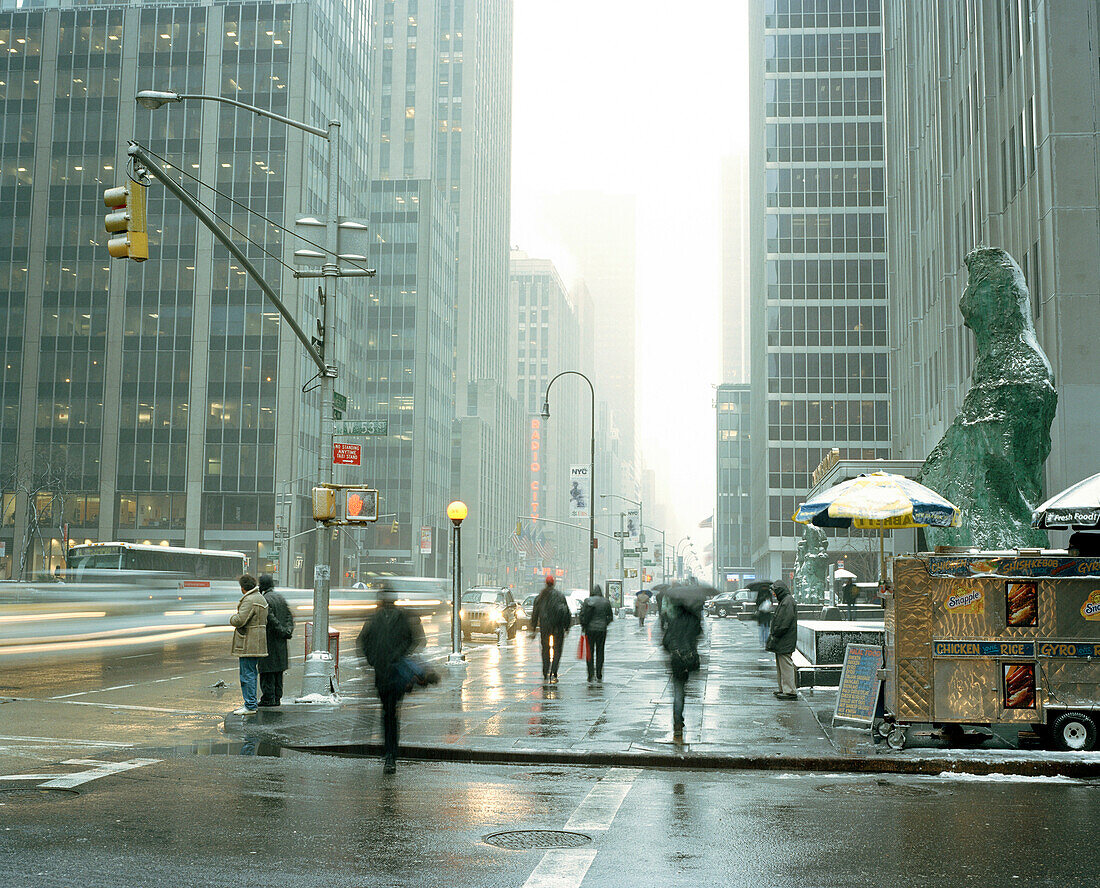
left=834, top=643, right=884, bottom=725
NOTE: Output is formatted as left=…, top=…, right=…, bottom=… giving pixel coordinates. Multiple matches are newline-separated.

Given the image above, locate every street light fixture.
left=540, top=372, right=596, bottom=596
left=447, top=500, right=468, bottom=665
left=136, top=88, right=341, bottom=698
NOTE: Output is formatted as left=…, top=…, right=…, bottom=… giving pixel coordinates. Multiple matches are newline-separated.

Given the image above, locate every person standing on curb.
left=662, top=593, right=702, bottom=741
left=766, top=580, right=798, bottom=700
left=257, top=573, right=294, bottom=707
left=529, top=574, right=570, bottom=683
left=229, top=574, right=268, bottom=715
left=578, top=584, right=614, bottom=683
left=842, top=579, right=858, bottom=621
left=357, top=583, right=427, bottom=774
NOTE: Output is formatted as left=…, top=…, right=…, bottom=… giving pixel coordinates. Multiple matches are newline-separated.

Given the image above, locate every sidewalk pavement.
left=224, top=614, right=1100, bottom=778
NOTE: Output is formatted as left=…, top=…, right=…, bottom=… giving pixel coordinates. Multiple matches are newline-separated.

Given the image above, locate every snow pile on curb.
left=933, top=771, right=1086, bottom=784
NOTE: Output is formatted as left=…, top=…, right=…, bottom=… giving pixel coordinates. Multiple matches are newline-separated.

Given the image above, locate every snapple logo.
left=1082, top=591, right=1100, bottom=621
left=946, top=587, right=984, bottom=613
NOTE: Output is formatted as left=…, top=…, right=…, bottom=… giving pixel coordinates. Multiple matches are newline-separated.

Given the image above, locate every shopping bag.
left=576, top=634, right=589, bottom=660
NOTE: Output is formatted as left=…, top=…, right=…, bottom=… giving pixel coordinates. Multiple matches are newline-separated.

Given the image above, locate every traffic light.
left=391, top=518, right=399, bottom=534
left=344, top=488, right=378, bottom=523
left=312, top=487, right=336, bottom=521
left=103, top=180, right=149, bottom=261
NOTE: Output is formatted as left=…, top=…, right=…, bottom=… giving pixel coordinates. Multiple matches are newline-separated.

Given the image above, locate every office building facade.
left=370, top=0, right=520, bottom=584
left=540, top=191, right=639, bottom=479
left=883, top=0, right=1100, bottom=500
left=748, top=0, right=892, bottom=581
left=715, top=383, right=753, bottom=590
left=510, top=249, right=585, bottom=581
left=0, top=0, right=371, bottom=580
left=354, top=178, right=456, bottom=580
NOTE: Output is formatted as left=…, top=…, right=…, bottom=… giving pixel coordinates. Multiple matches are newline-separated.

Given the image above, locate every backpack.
left=549, top=591, right=571, bottom=630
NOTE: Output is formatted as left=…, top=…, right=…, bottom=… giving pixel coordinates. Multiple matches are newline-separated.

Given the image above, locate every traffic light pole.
left=127, top=137, right=341, bottom=696
left=307, top=120, right=341, bottom=695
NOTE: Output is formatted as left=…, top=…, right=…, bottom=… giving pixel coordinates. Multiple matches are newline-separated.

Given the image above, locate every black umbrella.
left=746, top=580, right=775, bottom=594
left=665, top=581, right=714, bottom=613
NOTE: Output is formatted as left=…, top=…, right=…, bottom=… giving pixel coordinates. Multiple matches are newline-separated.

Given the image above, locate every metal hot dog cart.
left=881, top=551, right=1100, bottom=751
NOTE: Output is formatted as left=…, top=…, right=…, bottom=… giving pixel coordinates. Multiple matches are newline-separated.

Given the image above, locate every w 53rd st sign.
left=334, top=420, right=388, bottom=437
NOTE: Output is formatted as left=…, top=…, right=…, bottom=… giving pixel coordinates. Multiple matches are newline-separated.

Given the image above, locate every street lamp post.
left=675, top=536, right=693, bottom=580
left=447, top=501, right=468, bottom=665
left=541, top=371, right=596, bottom=596
left=136, top=89, right=347, bottom=698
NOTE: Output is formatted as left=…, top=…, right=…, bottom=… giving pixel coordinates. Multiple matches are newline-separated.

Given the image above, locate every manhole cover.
left=0, top=787, right=79, bottom=799
left=815, top=781, right=936, bottom=797
left=484, top=830, right=591, bottom=850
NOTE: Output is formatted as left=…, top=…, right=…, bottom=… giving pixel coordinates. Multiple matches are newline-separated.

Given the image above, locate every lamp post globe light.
left=135, top=88, right=342, bottom=699
left=540, top=371, right=596, bottom=596
left=447, top=501, right=468, bottom=665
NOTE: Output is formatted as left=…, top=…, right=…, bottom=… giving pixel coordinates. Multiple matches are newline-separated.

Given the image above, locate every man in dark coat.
left=841, top=579, right=858, bottom=620
left=662, top=597, right=702, bottom=740
left=766, top=581, right=798, bottom=699
left=578, top=584, right=614, bottom=682
left=357, top=583, right=427, bottom=774
left=257, top=574, right=294, bottom=707
left=529, top=575, right=570, bottom=683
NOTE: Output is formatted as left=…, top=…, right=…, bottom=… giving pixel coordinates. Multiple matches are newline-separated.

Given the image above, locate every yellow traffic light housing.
left=104, top=180, right=149, bottom=261
left=312, top=487, right=336, bottom=521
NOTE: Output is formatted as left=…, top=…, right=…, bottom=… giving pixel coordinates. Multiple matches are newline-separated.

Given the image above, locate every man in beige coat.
left=230, top=574, right=268, bottom=714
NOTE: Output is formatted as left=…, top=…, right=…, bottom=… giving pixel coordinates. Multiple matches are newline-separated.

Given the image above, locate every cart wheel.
left=876, top=719, right=894, bottom=739
left=1049, top=711, right=1098, bottom=751
left=887, top=726, right=907, bottom=750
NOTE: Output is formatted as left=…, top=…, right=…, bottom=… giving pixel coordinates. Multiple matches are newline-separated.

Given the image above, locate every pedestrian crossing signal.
left=344, top=488, right=378, bottom=523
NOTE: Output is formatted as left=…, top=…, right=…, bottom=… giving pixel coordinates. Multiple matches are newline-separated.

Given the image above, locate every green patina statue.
left=793, top=524, right=828, bottom=603
left=919, top=248, right=1056, bottom=549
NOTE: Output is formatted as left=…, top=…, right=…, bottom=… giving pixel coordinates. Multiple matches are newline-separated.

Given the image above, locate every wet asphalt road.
left=0, top=754, right=1096, bottom=888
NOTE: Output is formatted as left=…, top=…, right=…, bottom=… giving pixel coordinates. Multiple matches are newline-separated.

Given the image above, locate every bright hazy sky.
left=511, top=0, right=750, bottom=552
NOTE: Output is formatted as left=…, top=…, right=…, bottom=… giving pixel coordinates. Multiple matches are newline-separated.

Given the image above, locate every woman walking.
left=230, top=574, right=268, bottom=715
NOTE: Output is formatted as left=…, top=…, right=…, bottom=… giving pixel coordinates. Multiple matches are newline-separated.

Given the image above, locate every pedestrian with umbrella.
left=765, top=580, right=798, bottom=700
left=661, top=583, right=705, bottom=741
left=634, top=588, right=651, bottom=627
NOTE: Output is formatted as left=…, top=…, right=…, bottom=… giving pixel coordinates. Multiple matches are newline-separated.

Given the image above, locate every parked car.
left=459, top=586, right=518, bottom=640
left=705, top=588, right=753, bottom=618
left=518, top=594, right=536, bottom=630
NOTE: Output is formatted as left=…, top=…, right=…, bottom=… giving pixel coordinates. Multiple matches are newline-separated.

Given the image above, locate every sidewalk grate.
left=484, top=830, right=591, bottom=850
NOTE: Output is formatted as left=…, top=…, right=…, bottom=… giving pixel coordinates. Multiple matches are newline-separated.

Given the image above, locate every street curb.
left=286, top=739, right=1100, bottom=779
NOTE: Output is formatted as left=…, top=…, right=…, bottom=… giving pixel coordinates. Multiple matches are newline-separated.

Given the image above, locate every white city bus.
left=67, top=542, right=246, bottom=588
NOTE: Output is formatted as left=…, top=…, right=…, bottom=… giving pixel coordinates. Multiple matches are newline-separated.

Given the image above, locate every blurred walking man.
left=530, top=575, right=571, bottom=683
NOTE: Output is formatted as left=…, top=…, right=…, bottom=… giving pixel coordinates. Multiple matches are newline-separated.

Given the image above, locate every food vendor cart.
left=880, top=550, right=1100, bottom=751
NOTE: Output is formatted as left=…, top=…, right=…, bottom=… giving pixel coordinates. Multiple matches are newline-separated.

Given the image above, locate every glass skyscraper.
left=748, top=0, right=891, bottom=581
left=715, top=384, right=753, bottom=590
left=0, top=0, right=371, bottom=580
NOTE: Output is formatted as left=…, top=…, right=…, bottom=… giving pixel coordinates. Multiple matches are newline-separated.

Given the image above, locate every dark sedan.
left=705, top=588, right=753, bottom=618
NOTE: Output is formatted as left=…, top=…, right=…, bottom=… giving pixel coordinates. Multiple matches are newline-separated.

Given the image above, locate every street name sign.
left=334, top=420, right=388, bottom=437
